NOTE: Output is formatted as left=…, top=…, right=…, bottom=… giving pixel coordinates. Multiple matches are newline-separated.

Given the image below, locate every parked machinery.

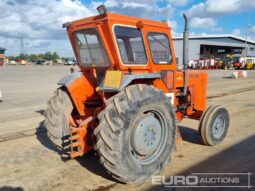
left=233, top=57, right=255, bottom=70
left=244, top=58, right=255, bottom=70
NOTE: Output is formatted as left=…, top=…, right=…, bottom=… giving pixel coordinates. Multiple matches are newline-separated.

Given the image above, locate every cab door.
left=142, top=26, right=177, bottom=104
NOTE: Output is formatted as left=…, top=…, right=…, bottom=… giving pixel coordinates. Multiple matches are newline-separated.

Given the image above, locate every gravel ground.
left=0, top=65, right=254, bottom=191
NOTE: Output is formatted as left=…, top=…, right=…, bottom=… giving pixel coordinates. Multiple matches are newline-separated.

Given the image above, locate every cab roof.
left=69, top=12, right=170, bottom=29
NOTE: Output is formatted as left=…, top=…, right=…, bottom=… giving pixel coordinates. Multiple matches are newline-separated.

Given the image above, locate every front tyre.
left=199, top=105, right=230, bottom=146
left=94, top=85, right=176, bottom=184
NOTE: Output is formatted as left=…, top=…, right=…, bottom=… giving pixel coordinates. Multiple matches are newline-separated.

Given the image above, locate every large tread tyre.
left=44, top=88, right=73, bottom=148
left=199, top=105, right=230, bottom=146
left=94, top=85, right=176, bottom=184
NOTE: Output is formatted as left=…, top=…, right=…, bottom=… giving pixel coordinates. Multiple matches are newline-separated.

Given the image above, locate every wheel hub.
left=144, top=128, right=156, bottom=145
left=131, top=114, right=162, bottom=156
left=212, top=115, right=225, bottom=139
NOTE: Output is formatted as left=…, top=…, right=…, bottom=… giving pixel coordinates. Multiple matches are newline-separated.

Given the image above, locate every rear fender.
left=101, top=72, right=161, bottom=92
left=58, top=72, right=96, bottom=116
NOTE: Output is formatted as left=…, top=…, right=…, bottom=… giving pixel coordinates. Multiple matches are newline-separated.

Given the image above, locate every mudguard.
left=101, top=72, right=161, bottom=92
left=58, top=72, right=97, bottom=116
left=58, top=72, right=161, bottom=115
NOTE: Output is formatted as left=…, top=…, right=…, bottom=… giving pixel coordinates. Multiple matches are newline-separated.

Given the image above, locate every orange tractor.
left=45, top=5, right=230, bottom=184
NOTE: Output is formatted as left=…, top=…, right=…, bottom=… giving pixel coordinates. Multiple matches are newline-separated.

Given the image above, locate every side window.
left=114, top=26, right=147, bottom=65
left=148, top=33, right=172, bottom=64
left=160, top=70, right=174, bottom=91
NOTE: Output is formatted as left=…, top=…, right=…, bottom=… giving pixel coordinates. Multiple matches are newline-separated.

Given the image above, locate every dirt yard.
left=0, top=65, right=254, bottom=191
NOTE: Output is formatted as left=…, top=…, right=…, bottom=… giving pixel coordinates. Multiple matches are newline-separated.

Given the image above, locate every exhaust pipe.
left=183, top=14, right=189, bottom=95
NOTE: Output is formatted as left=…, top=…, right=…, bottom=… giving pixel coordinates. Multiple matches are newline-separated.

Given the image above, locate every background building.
left=0, top=47, right=6, bottom=65
left=173, top=35, right=255, bottom=66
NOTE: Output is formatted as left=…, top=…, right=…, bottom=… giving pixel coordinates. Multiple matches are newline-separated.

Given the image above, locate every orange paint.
left=63, top=12, right=208, bottom=156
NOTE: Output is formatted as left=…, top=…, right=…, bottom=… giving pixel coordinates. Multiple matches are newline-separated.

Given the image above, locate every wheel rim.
left=212, top=114, right=225, bottom=139
left=130, top=109, right=168, bottom=165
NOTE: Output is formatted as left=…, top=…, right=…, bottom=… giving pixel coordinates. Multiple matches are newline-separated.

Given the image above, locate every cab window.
left=114, top=26, right=147, bottom=65
left=148, top=33, right=172, bottom=64
left=74, top=28, right=110, bottom=67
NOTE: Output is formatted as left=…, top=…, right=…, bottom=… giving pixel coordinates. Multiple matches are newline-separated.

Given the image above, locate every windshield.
left=74, top=28, right=110, bottom=67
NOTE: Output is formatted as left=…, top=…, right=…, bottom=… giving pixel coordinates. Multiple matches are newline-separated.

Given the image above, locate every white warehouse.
left=173, top=35, right=255, bottom=66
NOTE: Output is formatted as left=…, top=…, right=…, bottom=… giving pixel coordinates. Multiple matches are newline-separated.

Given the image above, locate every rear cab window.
left=114, top=26, right=147, bottom=65
left=74, top=28, right=110, bottom=68
left=148, top=33, right=172, bottom=64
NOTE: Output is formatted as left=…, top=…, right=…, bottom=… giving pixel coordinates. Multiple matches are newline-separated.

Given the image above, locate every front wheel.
left=94, top=85, right=176, bottom=184
left=199, top=105, right=230, bottom=146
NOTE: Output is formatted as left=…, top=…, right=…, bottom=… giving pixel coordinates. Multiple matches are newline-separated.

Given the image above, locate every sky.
left=0, top=0, right=255, bottom=56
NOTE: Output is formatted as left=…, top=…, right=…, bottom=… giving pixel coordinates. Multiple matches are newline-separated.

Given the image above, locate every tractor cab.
left=65, top=8, right=175, bottom=76
left=65, top=8, right=176, bottom=71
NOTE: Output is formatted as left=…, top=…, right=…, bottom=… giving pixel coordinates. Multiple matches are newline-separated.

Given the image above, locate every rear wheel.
left=94, top=85, right=176, bottom=184
left=199, top=105, right=230, bottom=146
left=44, top=88, right=73, bottom=148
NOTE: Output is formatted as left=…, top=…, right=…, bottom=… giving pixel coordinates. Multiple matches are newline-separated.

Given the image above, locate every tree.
left=7, top=56, right=17, bottom=61
left=52, top=52, right=59, bottom=62
left=19, top=53, right=28, bottom=60
left=29, top=54, right=38, bottom=61
left=8, top=52, right=62, bottom=62
left=43, top=52, right=53, bottom=61
left=38, top=54, right=44, bottom=60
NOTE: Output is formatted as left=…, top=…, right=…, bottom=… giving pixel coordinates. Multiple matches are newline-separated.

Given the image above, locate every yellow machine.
left=245, top=59, right=255, bottom=70
left=20, top=60, right=27, bottom=65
